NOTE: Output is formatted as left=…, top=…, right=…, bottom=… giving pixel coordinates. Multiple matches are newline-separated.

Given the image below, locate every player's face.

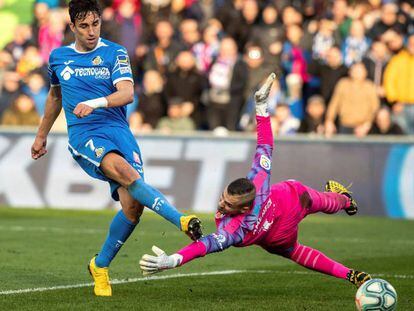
left=70, top=12, right=101, bottom=51
left=218, top=188, right=250, bottom=215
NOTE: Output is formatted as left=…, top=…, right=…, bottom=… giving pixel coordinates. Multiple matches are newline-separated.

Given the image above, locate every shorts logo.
left=61, top=65, right=75, bottom=81
left=92, top=56, right=103, bottom=66
left=133, top=151, right=141, bottom=164
left=95, top=147, right=105, bottom=158
left=260, top=155, right=271, bottom=171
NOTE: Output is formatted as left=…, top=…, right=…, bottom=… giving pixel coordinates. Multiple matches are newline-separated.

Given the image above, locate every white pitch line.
left=1, top=270, right=413, bottom=296
left=0, top=270, right=250, bottom=295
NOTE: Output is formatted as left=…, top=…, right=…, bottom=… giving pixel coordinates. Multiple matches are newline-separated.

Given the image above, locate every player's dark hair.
left=227, top=178, right=255, bottom=195
left=69, top=0, right=101, bottom=24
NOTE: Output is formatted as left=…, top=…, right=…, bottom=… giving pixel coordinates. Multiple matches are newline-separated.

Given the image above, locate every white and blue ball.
left=355, top=278, right=397, bottom=311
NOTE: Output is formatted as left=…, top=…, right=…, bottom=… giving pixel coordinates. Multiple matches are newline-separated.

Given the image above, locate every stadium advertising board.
left=0, top=132, right=413, bottom=219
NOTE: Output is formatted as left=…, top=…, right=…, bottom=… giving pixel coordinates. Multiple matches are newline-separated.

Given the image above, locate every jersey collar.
left=69, top=38, right=107, bottom=54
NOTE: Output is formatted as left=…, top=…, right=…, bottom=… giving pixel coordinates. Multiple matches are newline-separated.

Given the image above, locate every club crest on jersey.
left=95, top=147, right=105, bottom=158
left=92, top=56, right=103, bottom=65
left=260, top=155, right=271, bottom=170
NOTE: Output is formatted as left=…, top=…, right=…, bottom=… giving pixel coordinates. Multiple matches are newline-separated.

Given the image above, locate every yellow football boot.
left=180, top=215, right=203, bottom=240
left=325, top=180, right=358, bottom=216
left=88, top=256, right=112, bottom=296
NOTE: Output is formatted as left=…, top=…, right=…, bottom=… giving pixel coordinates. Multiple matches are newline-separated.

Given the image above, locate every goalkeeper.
left=140, top=73, right=371, bottom=288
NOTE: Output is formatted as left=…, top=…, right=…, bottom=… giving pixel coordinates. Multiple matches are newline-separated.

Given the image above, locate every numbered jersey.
left=48, top=38, right=133, bottom=140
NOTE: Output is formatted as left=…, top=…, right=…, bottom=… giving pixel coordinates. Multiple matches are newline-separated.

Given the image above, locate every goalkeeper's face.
left=218, top=188, right=252, bottom=215
left=70, top=12, right=101, bottom=51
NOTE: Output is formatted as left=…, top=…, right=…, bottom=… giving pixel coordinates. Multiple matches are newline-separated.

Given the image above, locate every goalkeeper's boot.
left=180, top=215, right=203, bottom=241
left=347, top=269, right=372, bottom=288
left=325, top=180, right=358, bottom=216
left=88, top=256, right=112, bottom=296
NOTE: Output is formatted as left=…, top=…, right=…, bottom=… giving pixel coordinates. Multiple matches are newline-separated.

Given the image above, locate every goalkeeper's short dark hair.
left=227, top=178, right=256, bottom=207
left=69, top=0, right=101, bottom=24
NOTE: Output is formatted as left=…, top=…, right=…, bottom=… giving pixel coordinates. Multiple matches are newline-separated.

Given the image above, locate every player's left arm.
left=246, top=73, right=275, bottom=218
left=73, top=47, right=134, bottom=118
left=73, top=80, right=134, bottom=118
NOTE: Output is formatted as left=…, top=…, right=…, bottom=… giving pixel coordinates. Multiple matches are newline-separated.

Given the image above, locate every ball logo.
left=60, top=65, right=75, bottom=81
left=260, top=155, right=271, bottom=170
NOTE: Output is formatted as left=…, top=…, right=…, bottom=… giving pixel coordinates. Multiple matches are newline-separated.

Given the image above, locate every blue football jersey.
left=48, top=38, right=133, bottom=138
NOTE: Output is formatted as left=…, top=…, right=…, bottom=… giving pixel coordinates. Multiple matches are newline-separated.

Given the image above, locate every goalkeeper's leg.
left=287, top=243, right=371, bottom=287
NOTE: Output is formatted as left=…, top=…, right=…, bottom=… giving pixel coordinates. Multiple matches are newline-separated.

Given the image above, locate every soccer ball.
left=355, top=278, right=397, bottom=311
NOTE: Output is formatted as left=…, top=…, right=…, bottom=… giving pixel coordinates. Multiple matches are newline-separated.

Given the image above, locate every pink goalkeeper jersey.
left=177, top=115, right=298, bottom=264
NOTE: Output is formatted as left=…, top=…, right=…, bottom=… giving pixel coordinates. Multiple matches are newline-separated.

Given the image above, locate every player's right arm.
left=140, top=222, right=245, bottom=275
left=31, top=85, right=62, bottom=160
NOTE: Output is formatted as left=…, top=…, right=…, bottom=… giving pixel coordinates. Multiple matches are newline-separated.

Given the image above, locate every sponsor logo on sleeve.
left=113, top=54, right=132, bottom=75
left=259, top=155, right=271, bottom=170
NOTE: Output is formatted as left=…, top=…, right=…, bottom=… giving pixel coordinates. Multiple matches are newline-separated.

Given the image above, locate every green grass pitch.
left=0, top=208, right=413, bottom=310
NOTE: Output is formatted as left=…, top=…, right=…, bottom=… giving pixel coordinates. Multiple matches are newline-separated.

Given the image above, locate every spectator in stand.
left=298, top=95, right=326, bottom=134
left=382, top=29, right=405, bottom=54
left=362, top=40, right=390, bottom=105
left=129, top=70, right=167, bottom=132
left=179, top=19, right=201, bottom=49
left=238, top=0, right=260, bottom=51
left=285, top=73, right=304, bottom=120
left=207, top=36, right=247, bottom=131
left=112, top=0, right=142, bottom=56
left=368, top=106, right=404, bottom=135
left=250, top=4, right=284, bottom=72
left=142, top=19, right=183, bottom=76
left=243, top=44, right=271, bottom=105
left=325, top=62, right=379, bottom=137
left=282, top=24, right=309, bottom=84
left=5, top=25, right=32, bottom=61
left=308, top=46, right=348, bottom=104
left=368, top=2, right=406, bottom=40
left=165, top=50, right=205, bottom=128
left=342, top=19, right=370, bottom=67
left=281, top=5, right=303, bottom=27
left=0, top=50, right=15, bottom=94
left=0, top=71, right=20, bottom=119
left=16, top=45, right=45, bottom=78
left=383, top=33, right=414, bottom=134
left=331, top=0, right=352, bottom=40
left=140, top=0, right=173, bottom=43
left=38, top=9, right=65, bottom=63
left=23, top=71, right=48, bottom=116
left=1, top=94, right=40, bottom=126
left=192, top=21, right=221, bottom=74
left=157, top=97, right=196, bottom=133
left=271, top=102, right=300, bottom=136
left=32, top=2, right=50, bottom=46
left=312, top=15, right=340, bottom=62
left=215, top=0, right=244, bottom=48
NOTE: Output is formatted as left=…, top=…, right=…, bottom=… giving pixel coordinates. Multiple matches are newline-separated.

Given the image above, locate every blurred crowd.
left=1, top=0, right=414, bottom=137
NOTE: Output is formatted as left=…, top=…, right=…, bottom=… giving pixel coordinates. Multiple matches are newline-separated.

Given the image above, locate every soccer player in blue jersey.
left=30, top=0, right=202, bottom=297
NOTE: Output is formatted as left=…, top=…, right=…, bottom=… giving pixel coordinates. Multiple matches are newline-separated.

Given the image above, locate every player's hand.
left=73, top=103, right=94, bottom=118
left=139, top=246, right=182, bottom=276
left=31, top=136, right=47, bottom=160
left=254, top=73, right=276, bottom=117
